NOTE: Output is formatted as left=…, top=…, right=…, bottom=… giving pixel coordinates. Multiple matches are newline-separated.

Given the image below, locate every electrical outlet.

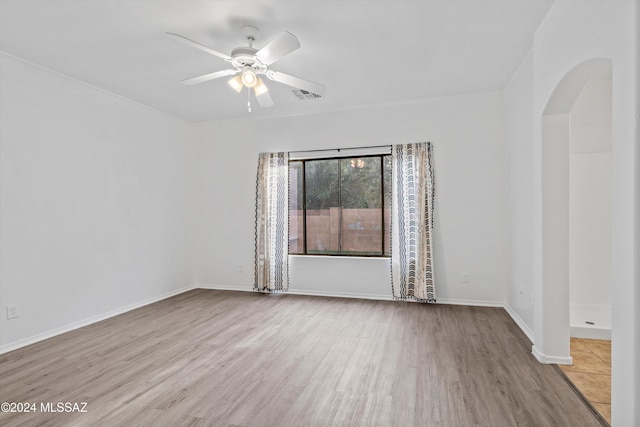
left=7, top=305, right=18, bottom=320
left=462, top=272, right=469, bottom=283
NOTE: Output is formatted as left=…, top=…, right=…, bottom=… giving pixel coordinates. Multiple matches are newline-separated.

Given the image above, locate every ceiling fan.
left=167, top=26, right=325, bottom=110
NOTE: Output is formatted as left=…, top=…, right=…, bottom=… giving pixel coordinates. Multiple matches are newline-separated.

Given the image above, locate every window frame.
left=289, top=153, right=391, bottom=258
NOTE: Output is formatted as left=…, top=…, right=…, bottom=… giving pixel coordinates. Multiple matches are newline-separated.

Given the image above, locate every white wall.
left=195, top=93, right=510, bottom=306
left=2, top=4, right=637, bottom=421
left=569, top=154, right=611, bottom=304
left=0, top=54, right=198, bottom=351
left=539, top=112, right=572, bottom=361
left=569, top=69, right=613, bottom=154
left=529, top=1, right=638, bottom=424
left=504, top=51, right=535, bottom=333
left=635, top=2, right=640, bottom=421
left=569, top=69, right=612, bottom=328
left=289, top=256, right=391, bottom=300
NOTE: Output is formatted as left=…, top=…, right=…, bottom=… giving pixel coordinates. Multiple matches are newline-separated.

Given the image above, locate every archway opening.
left=539, top=58, right=613, bottom=421
left=568, top=66, right=612, bottom=340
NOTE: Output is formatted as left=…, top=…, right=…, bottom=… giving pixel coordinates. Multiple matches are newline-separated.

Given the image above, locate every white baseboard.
left=196, top=284, right=394, bottom=301
left=287, top=288, right=394, bottom=301
left=197, top=284, right=253, bottom=292
left=199, top=287, right=520, bottom=311
left=436, top=298, right=504, bottom=308
left=503, top=304, right=535, bottom=343
left=532, top=345, right=573, bottom=365
left=197, top=286, right=509, bottom=308
left=570, top=326, right=611, bottom=340
left=0, top=284, right=197, bottom=355
left=198, top=286, right=517, bottom=312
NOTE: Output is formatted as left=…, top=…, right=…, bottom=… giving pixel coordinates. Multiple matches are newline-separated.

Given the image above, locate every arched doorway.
left=533, top=58, right=613, bottom=362
left=568, top=66, right=612, bottom=340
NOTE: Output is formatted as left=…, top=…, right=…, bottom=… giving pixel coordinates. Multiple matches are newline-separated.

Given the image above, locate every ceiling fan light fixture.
left=241, top=66, right=257, bottom=88
left=254, top=77, right=268, bottom=96
left=169, top=27, right=325, bottom=110
left=227, top=75, right=243, bottom=93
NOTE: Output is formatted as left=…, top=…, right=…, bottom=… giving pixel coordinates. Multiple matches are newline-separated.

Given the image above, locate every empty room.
left=0, top=1, right=638, bottom=426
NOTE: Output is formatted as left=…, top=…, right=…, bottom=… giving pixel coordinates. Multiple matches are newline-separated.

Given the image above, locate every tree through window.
left=289, top=155, right=391, bottom=256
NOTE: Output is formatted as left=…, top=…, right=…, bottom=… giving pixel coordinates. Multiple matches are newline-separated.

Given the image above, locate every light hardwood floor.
left=1, top=289, right=604, bottom=426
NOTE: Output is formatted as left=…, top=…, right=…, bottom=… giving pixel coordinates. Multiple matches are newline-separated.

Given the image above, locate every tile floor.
left=560, top=338, right=611, bottom=424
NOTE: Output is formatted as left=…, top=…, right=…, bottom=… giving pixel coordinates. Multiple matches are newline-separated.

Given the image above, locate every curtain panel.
left=391, top=142, right=436, bottom=302
left=254, top=152, right=289, bottom=293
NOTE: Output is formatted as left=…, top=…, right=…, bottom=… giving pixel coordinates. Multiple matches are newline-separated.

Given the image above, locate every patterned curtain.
left=391, top=142, right=436, bottom=302
left=254, top=152, right=289, bottom=292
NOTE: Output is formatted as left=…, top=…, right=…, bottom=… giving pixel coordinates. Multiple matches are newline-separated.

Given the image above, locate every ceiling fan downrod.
left=243, top=25, right=258, bottom=49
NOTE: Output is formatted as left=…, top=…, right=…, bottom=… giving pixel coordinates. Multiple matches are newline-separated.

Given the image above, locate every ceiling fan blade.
left=267, top=71, right=326, bottom=96
left=255, top=89, right=274, bottom=108
left=255, top=31, right=300, bottom=66
left=182, top=69, right=238, bottom=85
left=166, top=32, right=231, bottom=61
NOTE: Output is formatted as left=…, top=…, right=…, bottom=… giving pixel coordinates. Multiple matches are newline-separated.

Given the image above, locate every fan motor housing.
left=231, top=46, right=258, bottom=67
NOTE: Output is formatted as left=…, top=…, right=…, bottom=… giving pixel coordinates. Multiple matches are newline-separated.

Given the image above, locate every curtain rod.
left=288, top=144, right=392, bottom=155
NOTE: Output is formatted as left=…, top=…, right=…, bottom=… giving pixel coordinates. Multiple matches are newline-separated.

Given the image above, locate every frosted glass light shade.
left=254, top=77, right=268, bottom=96
left=241, top=67, right=257, bottom=88
left=227, top=75, right=243, bottom=93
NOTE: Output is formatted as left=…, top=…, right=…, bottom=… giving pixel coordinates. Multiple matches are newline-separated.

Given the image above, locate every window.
left=289, top=155, right=391, bottom=256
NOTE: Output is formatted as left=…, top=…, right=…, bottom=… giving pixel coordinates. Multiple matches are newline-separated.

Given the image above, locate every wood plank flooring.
left=0, top=289, right=603, bottom=426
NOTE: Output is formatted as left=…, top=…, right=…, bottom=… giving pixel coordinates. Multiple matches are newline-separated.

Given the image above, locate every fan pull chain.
left=247, top=87, right=251, bottom=113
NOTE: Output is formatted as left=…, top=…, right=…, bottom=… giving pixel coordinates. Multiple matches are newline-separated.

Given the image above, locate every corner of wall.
left=532, top=345, right=572, bottom=365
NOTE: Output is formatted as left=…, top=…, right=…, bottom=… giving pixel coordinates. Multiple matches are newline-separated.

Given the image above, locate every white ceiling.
left=0, top=0, right=553, bottom=123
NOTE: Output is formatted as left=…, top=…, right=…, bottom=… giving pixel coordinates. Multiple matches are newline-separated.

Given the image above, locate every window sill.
left=288, top=254, right=390, bottom=260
